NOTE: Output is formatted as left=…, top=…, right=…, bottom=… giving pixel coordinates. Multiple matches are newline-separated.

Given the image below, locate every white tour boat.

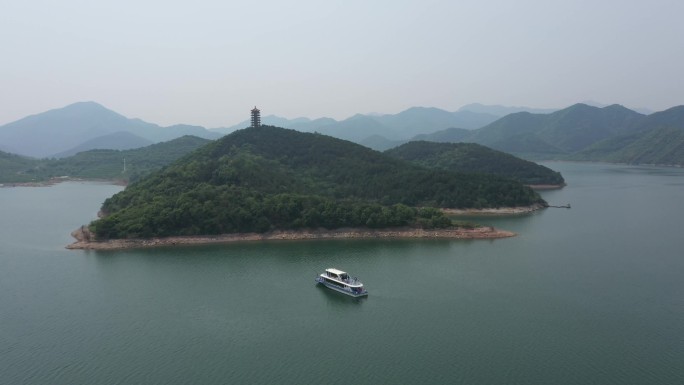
left=315, top=268, right=368, bottom=297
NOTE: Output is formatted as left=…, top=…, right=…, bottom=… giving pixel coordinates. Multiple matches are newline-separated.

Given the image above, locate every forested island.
left=70, top=126, right=546, bottom=247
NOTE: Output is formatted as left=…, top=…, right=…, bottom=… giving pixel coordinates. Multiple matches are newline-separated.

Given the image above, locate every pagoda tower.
left=251, top=106, right=261, bottom=128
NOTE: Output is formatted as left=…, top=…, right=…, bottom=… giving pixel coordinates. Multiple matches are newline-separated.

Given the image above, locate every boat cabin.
left=325, top=268, right=349, bottom=281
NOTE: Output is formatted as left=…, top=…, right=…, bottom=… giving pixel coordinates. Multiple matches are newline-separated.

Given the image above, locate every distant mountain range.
left=458, top=104, right=684, bottom=164
left=574, top=106, right=684, bottom=165
left=464, top=104, right=647, bottom=156
left=457, top=101, right=654, bottom=116
left=367, top=103, right=684, bottom=165
left=457, top=103, right=559, bottom=116
left=0, top=102, right=506, bottom=158
left=0, top=102, right=220, bottom=158
left=215, top=106, right=500, bottom=143
left=2, top=101, right=683, bottom=166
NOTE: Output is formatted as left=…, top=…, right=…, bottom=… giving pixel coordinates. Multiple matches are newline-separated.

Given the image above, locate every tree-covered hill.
left=52, top=131, right=154, bottom=158
left=408, top=104, right=684, bottom=166
left=600, top=126, right=684, bottom=165
left=0, top=102, right=220, bottom=158
left=92, top=126, right=545, bottom=239
left=465, top=104, right=646, bottom=158
left=411, top=127, right=472, bottom=143
left=385, top=141, right=565, bottom=186
left=216, top=107, right=498, bottom=143
left=8, top=136, right=211, bottom=183
left=575, top=106, right=684, bottom=165
left=538, top=104, right=645, bottom=152
left=0, top=151, right=40, bottom=183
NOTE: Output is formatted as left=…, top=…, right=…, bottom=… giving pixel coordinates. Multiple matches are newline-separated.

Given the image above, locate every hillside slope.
left=0, top=151, right=40, bottom=183
left=385, top=141, right=564, bottom=186
left=0, top=102, right=220, bottom=157
left=465, top=104, right=646, bottom=157
left=576, top=106, right=684, bottom=165
left=16, top=136, right=211, bottom=183
left=52, top=131, right=154, bottom=158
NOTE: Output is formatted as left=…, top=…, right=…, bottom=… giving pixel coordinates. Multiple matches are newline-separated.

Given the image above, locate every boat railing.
left=321, top=273, right=363, bottom=286
left=342, top=276, right=362, bottom=285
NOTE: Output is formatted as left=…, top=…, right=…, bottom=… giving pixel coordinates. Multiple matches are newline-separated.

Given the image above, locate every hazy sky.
left=2, top=0, right=683, bottom=127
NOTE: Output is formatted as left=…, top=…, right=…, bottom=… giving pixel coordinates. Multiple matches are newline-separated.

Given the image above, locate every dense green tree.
left=0, top=136, right=211, bottom=184
left=386, top=141, right=564, bottom=185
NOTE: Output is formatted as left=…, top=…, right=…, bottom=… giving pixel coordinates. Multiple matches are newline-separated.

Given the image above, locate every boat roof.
left=326, top=268, right=347, bottom=275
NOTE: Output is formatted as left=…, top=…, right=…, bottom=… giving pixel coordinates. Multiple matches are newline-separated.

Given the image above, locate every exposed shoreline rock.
left=442, top=203, right=546, bottom=216
left=66, top=226, right=515, bottom=250
left=528, top=184, right=565, bottom=190
left=0, top=177, right=127, bottom=188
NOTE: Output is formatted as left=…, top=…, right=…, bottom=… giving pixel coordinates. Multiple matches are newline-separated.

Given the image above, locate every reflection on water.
left=315, top=284, right=367, bottom=306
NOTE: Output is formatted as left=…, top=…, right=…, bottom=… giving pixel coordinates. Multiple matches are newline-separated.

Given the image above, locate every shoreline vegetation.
left=1, top=178, right=561, bottom=190
left=66, top=205, right=543, bottom=250
left=443, top=203, right=547, bottom=216
left=2, top=178, right=544, bottom=250
left=0, top=177, right=128, bottom=188
left=67, top=224, right=516, bottom=250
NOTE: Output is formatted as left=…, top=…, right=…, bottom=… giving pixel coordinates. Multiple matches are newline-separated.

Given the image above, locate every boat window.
left=324, top=277, right=345, bottom=288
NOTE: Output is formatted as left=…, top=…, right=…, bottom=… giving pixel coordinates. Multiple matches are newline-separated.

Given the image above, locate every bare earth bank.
left=67, top=226, right=516, bottom=250
left=66, top=204, right=546, bottom=250
left=443, top=203, right=546, bottom=216
left=528, top=184, right=565, bottom=190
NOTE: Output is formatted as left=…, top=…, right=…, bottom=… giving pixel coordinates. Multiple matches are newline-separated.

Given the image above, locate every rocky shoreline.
left=0, top=177, right=127, bottom=188
left=442, top=203, right=546, bottom=216
left=528, top=184, right=565, bottom=190
left=66, top=225, right=515, bottom=250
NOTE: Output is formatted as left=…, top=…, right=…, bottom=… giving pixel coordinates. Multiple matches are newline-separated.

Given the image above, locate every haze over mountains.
left=0, top=102, right=220, bottom=158
left=426, top=104, right=684, bottom=164
left=215, top=107, right=500, bottom=142
left=0, top=102, right=519, bottom=158
left=2, top=101, right=684, bottom=166
left=52, top=131, right=154, bottom=158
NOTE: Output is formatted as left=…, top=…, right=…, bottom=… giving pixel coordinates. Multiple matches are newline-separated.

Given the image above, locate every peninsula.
left=70, top=124, right=546, bottom=249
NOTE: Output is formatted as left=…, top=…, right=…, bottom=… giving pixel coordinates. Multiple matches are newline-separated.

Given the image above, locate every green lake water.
left=1, top=163, right=683, bottom=384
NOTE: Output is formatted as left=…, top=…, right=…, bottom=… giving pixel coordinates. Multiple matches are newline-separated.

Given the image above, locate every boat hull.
left=315, top=277, right=368, bottom=297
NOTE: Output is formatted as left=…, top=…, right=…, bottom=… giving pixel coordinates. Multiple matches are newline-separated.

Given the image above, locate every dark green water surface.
left=1, top=163, right=683, bottom=384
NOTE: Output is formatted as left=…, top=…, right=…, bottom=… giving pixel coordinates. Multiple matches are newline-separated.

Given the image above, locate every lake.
left=1, top=163, right=683, bottom=385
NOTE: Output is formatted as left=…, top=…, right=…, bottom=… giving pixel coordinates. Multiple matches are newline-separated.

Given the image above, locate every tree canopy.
left=0, top=136, right=211, bottom=183
left=385, top=141, right=565, bottom=185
